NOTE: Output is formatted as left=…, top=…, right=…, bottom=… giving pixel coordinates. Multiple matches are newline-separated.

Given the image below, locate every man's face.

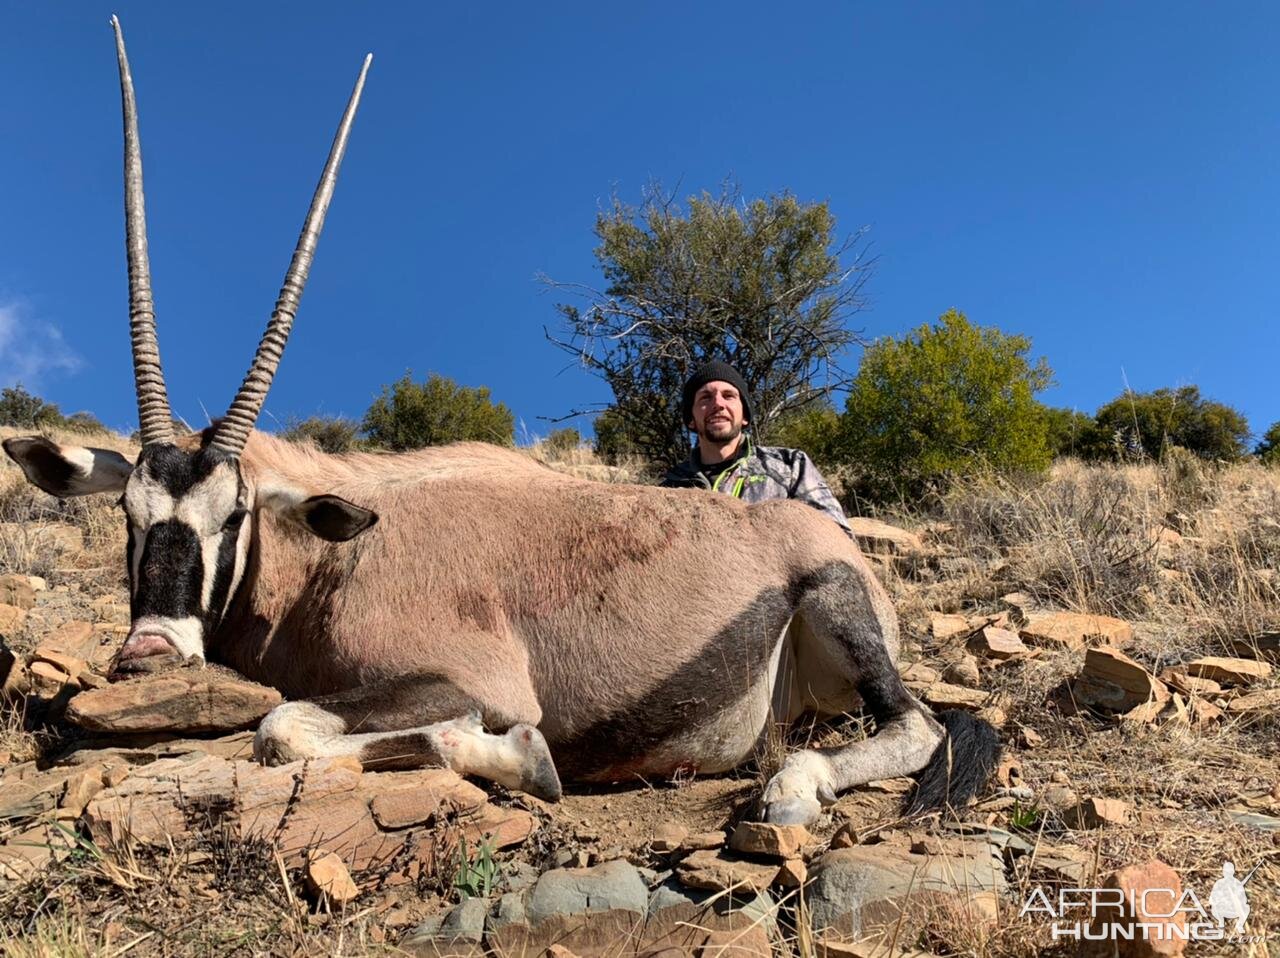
left=690, top=380, right=747, bottom=443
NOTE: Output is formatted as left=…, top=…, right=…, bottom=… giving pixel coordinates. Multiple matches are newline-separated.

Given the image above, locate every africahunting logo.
left=1020, top=861, right=1265, bottom=945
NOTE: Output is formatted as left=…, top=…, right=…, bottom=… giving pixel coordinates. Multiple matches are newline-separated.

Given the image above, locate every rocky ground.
left=0, top=428, right=1277, bottom=956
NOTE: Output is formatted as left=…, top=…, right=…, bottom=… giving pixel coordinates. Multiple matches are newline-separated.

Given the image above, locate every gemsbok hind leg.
left=761, top=562, right=999, bottom=825
left=253, top=673, right=563, bottom=801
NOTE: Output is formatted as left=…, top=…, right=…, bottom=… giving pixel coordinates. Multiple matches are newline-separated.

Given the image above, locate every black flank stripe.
left=550, top=569, right=828, bottom=779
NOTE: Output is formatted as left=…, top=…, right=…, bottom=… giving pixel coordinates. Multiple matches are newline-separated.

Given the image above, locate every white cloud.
left=0, top=300, right=83, bottom=390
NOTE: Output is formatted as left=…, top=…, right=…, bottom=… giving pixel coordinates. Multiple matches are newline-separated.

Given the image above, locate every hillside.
left=0, top=425, right=1276, bottom=956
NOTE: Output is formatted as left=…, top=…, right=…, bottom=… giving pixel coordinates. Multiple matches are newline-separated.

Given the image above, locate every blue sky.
left=3, top=3, right=1277, bottom=441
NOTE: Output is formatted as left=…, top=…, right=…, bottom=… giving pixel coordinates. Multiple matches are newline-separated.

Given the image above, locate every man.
left=661, top=360, right=852, bottom=536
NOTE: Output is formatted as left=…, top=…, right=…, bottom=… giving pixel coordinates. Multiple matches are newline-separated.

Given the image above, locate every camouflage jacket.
left=660, top=440, right=852, bottom=537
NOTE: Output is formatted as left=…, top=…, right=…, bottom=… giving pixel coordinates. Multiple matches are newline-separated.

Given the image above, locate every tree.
left=1083, top=386, right=1250, bottom=462
left=281, top=415, right=361, bottom=454
left=362, top=373, right=514, bottom=450
left=1043, top=406, right=1095, bottom=459
left=1256, top=422, right=1280, bottom=465
left=0, top=384, right=61, bottom=429
left=835, top=310, right=1053, bottom=501
left=546, top=182, right=871, bottom=465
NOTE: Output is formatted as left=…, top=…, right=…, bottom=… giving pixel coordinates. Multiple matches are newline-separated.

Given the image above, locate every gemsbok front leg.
left=253, top=673, right=563, bottom=802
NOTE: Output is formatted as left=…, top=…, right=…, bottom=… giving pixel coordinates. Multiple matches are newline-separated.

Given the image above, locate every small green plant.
left=452, top=834, right=498, bottom=900
left=1009, top=801, right=1041, bottom=831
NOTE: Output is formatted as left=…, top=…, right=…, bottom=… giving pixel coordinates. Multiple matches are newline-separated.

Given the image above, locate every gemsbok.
left=3, top=19, right=999, bottom=826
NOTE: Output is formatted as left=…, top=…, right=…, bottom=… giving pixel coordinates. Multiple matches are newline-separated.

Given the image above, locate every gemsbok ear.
left=2, top=436, right=134, bottom=498
left=292, top=495, right=379, bottom=542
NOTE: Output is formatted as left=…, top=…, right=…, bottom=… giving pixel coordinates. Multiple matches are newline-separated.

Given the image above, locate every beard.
left=700, top=418, right=743, bottom=443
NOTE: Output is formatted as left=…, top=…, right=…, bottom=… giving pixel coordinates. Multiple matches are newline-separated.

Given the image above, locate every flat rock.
left=641, top=881, right=778, bottom=955
left=1226, top=688, right=1280, bottom=714
left=41, top=620, right=98, bottom=660
left=899, top=662, right=940, bottom=688
left=306, top=850, right=360, bottom=905
left=0, top=575, right=36, bottom=610
left=676, top=848, right=780, bottom=893
left=66, top=668, right=282, bottom=734
left=929, top=613, right=971, bottom=641
left=942, top=654, right=981, bottom=688
left=1184, top=656, right=1271, bottom=687
left=1226, top=810, right=1280, bottom=832
left=848, top=517, right=924, bottom=556
left=403, top=897, right=488, bottom=956
left=1073, top=647, right=1169, bottom=716
left=649, top=821, right=688, bottom=852
left=486, top=861, right=681, bottom=957
left=921, top=681, right=988, bottom=710
left=52, top=729, right=258, bottom=767
left=680, top=830, right=726, bottom=851
left=728, top=821, right=809, bottom=860
left=967, top=626, right=1029, bottom=660
left=1082, top=859, right=1186, bottom=957
left=1070, top=797, right=1130, bottom=829
left=1021, top=612, right=1132, bottom=651
left=1033, top=845, right=1092, bottom=885
left=1158, top=669, right=1222, bottom=697
left=0, top=820, right=76, bottom=881
left=85, top=753, right=370, bottom=859
left=776, top=859, right=807, bottom=888
left=0, top=763, right=94, bottom=822
left=367, top=769, right=487, bottom=828
left=807, top=844, right=1006, bottom=940
left=1231, top=632, right=1280, bottom=664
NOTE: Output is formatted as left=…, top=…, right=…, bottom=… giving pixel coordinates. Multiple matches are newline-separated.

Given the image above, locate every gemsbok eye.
left=223, top=510, right=246, bottom=531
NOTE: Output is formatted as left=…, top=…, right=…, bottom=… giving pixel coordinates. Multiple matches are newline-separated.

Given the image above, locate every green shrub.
left=1043, top=406, right=1095, bottom=459
left=362, top=373, right=514, bottom=450
left=592, top=406, right=645, bottom=465
left=0, top=384, right=63, bottom=429
left=543, top=427, right=583, bottom=459
left=1255, top=421, right=1280, bottom=465
left=280, top=415, right=361, bottom=454
left=835, top=309, right=1052, bottom=502
left=1082, top=386, right=1250, bottom=462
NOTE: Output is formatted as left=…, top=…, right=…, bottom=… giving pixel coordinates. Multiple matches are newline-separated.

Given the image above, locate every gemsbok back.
left=3, top=19, right=999, bottom=826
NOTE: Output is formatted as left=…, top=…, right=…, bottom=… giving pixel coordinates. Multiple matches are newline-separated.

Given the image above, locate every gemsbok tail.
left=905, top=709, right=1002, bottom=815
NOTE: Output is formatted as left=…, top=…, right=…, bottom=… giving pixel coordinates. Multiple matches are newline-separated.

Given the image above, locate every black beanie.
left=681, top=361, right=753, bottom=428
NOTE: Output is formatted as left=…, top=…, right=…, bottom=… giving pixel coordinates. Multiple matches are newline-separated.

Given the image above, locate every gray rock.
left=403, top=898, right=488, bottom=953
left=646, top=879, right=777, bottom=932
left=402, top=912, right=446, bottom=942
left=1227, top=810, right=1280, bottom=832
left=941, top=821, right=1035, bottom=856
left=526, top=859, right=648, bottom=924
left=440, top=898, right=488, bottom=941
left=808, top=845, right=1007, bottom=939
left=487, top=892, right=527, bottom=933
left=499, top=860, right=540, bottom=894
left=636, top=866, right=669, bottom=886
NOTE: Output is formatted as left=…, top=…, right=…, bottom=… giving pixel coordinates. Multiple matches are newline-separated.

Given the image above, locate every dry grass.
left=1, top=431, right=1277, bottom=955
left=916, top=456, right=1280, bottom=641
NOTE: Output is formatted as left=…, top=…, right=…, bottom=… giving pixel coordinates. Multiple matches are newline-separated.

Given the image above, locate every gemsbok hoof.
left=762, top=796, right=823, bottom=826
left=509, top=724, right=563, bottom=802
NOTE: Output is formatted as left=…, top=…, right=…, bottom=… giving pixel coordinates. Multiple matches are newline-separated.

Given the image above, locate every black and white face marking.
left=118, top=444, right=252, bottom=668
